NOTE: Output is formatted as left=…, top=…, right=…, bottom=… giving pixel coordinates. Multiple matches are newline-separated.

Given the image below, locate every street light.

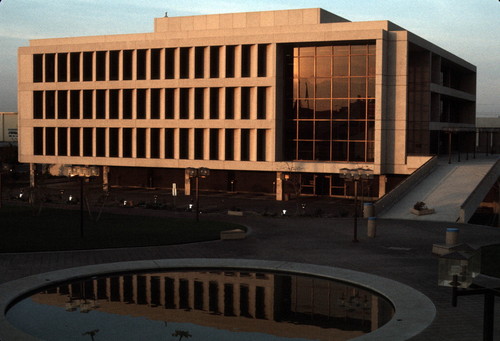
left=65, top=165, right=100, bottom=238
left=339, top=168, right=374, bottom=242
left=187, top=167, right=210, bottom=222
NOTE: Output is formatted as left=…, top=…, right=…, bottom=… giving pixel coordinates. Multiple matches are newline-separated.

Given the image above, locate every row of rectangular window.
left=33, top=127, right=268, bottom=162
left=294, top=77, right=375, bottom=99
left=290, top=140, right=374, bottom=162
left=33, top=87, right=268, bottom=120
left=33, top=44, right=269, bottom=83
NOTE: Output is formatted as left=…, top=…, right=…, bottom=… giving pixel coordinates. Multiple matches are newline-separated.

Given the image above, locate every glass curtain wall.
left=285, top=43, right=375, bottom=162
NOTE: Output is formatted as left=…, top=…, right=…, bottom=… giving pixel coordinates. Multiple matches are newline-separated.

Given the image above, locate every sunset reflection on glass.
left=7, top=270, right=394, bottom=341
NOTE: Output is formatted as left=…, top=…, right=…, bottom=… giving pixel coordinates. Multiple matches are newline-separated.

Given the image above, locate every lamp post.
left=187, top=167, right=210, bottom=222
left=65, top=165, right=100, bottom=238
left=339, top=168, right=374, bottom=242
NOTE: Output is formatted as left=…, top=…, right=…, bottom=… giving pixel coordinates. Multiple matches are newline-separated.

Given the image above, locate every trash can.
left=445, top=227, right=459, bottom=245
left=363, top=203, right=374, bottom=218
left=367, top=217, right=377, bottom=238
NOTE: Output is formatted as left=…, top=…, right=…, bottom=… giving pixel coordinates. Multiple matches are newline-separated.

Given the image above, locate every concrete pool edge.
left=0, top=258, right=436, bottom=341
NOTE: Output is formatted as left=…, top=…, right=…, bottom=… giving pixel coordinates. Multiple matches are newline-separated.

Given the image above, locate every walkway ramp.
left=378, top=156, right=499, bottom=222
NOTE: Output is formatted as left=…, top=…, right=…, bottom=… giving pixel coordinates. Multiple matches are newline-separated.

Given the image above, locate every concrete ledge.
left=220, top=229, right=246, bottom=240
left=410, top=208, right=435, bottom=216
left=227, top=210, right=243, bottom=216
left=0, top=259, right=436, bottom=341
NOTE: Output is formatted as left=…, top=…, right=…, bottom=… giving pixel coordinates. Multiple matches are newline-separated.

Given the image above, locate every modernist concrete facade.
left=18, top=8, right=476, bottom=199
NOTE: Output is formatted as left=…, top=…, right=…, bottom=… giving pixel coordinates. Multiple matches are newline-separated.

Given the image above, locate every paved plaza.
left=0, top=189, right=499, bottom=340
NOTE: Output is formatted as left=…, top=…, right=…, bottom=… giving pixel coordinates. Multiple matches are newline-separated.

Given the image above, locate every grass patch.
left=0, top=205, right=244, bottom=252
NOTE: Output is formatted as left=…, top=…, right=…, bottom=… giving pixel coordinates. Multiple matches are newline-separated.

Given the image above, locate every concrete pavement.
left=0, top=192, right=499, bottom=340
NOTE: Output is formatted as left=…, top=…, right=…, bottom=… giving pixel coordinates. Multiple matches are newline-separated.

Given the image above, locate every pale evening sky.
left=0, top=0, right=498, bottom=116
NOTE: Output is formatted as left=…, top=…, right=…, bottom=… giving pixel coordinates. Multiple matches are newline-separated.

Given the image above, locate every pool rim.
left=0, top=258, right=436, bottom=341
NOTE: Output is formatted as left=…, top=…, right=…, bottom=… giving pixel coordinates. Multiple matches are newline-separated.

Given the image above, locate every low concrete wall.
left=459, top=159, right=500, bottom=223
left=374, top=156, right=438, bottom=216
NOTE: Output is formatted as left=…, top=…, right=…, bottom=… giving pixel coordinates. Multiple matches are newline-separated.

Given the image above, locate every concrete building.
left=17, top=8, right=476, bottom=199
left=0, top=112, right=17, bottom=143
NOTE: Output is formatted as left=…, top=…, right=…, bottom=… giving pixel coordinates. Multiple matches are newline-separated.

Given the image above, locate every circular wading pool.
left=0, top=259, right=435, bottom=341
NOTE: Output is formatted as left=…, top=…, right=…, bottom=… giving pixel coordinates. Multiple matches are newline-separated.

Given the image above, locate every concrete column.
left=250, top=86, right=257, bottom=120
left=173, top=278, right=180, bottom=309
left=220, top=46, right=226, bottom=78
left=188, top=128, right=195, bottom=160
left=249, top=129, right=257, bottom=161
left=105, top=50, right=110, bottom=81
left=132, top=89, right=137, bottom=120
left=132, top=49, right=137, bottom=80
left=235, top=45, right=242, bottom=78
left=146, top=88, right=151, bottom=120
left=189, top=88, right=194, bottom=120
left=184, top=169, right=191, bottom=196
left=276, top=172, right=283, bottom=201
left=378, top=175, right=387, bottom=198
left=174, top=48, right=180, bottom=79
left=203, top=281, right=210, bottom=311
left=92, top=50, right=96, bottom=82
left=189, top=47, right=195, bottom=79
left=173, top=128, right=180, bottom=159
left=204, top=47, right=210, bottom=79
left=131, top=128, right=137, bottom=158
left=29, top=163, right=36, bottom=189
left=234, top=87, right=241, bottom=119
left=204, top=87, right=210, bottom=120
left=118, top=50, right=123, bottom=81
left=145, top=49, right=151, bottom=80
left=219, top=128, right=225, bottom=161
left=250, top=44, right=258, bottom=77
left=159, top=48, right=165, bottom=79
left=234, top=129, right=241, bottom=161
left=174, top=88, right=180, bottom=120
left=118, top=128, right=123, bottom=157
left=146, top=128, right=151, bottom=158
left=102, top=166, right=109, bottom=192
left=203, top=128, right=210, bottom=160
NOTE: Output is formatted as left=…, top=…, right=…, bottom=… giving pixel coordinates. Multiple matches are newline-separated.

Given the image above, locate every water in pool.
left=7, top=270, right=394, bottom=340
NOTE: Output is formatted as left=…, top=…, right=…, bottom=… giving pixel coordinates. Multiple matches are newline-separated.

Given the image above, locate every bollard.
left=367, top=217, right=377, bottom=238
left=363, top=202, right=374, bottom=218
left=445, top=227, right=459, bottom=245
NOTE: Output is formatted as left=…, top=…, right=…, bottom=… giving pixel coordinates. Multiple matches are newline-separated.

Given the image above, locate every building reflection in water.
left=27, top=270, right=394, bottom=340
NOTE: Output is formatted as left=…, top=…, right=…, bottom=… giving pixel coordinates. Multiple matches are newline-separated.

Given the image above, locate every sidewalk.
left=1, top=188, right=499, bottom=340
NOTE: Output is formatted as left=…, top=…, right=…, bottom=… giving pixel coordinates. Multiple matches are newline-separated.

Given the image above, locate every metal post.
left=80, top=177, right=84, bottom=238
left=353, top=180, right=358, bottom=243
left=195, top=176, right=200, bottom=222
left=457, top=132, right=461, bottom=162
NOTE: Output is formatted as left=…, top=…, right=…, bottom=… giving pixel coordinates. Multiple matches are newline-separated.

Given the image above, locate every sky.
left=0, top=0, right=498, bottom=116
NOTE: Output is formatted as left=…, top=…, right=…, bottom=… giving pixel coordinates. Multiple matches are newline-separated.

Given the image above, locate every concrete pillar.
left=102, top=166, right=109, bottom=192
left=276, top=172, right=283, bottom=201
left=184, top=169, right=191, bottom=196
left=363, top=202, right=374, bottom=218
left=378, top=175, right=387, bottom=198
left=29, top=163, right=36, bottom=189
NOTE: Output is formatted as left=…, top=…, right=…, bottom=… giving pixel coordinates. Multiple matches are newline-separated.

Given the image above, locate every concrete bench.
left=220, top=229, right=246, bottom=240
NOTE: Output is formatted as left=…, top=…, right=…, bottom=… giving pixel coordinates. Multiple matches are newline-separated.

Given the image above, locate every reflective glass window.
left=350, top=55, right=366, bottom=76
left=299, top=58, right=314, bottom=78
left=315, top=79, right=331, bottom=98
left=316, top=57, right=331, bottom=77
left=332, top=78, right=348, bottom=98
left=333, top=56, right=348, bottom=76
left=315, top=100, right=331, bottom=119
left=350, top=77, right=366, bottom=98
